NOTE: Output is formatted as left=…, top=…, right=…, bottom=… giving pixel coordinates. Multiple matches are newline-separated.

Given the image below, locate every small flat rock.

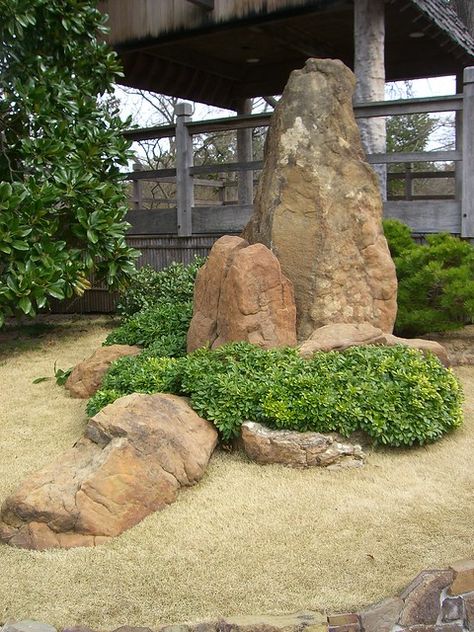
left=112, top=627, right=154, bottom=632
left=463, top=591, right=474, bottom=630
left=383, top=334, right=450, bottom=367
left=241, top=422, right=364, bottom=468
left=441, top=596, right=464, bottom=622
left=65, top=344, right=141, bottom=398
left=298, top=323, right=450, bottom=367
left=450, top=559, right=474, bottom=595
left=299, top=323, right=385, bottom=357
left=359, top=597, right=403, bottom=632
left=2, top=622, right=57, bottom=632
left=224, top=612, right=327, bottom=630
left=399, top=570, right=454, bottom=626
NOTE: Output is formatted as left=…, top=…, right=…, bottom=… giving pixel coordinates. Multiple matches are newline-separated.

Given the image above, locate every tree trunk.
left=452, top=0, right=474, bottom=35
left=354, top=0, right=387, bottom=199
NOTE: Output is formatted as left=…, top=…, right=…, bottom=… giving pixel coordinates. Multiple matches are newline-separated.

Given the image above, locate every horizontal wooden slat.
left=125, top=168, right=177, bottom=180
left=123, top=96, right=463, bottom=144
left=387, top=171, right=455, bottom=180
left=191, top=160, right=263, bottom=175
left=126, top=204, right=253, bottom=235
left=383, top=200, right=461, bottom=233
left=192, top=204, right=253, bottom=232
left=368, top=150, right=461, bottom=164
left=354, top=94, right=463, bottom=118
left=124, top=124, right=176, bottom=142
left=127, top=209, right=177, bottom=234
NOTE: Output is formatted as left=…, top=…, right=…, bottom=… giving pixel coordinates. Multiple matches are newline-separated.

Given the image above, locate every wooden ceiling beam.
left=186, top=0, right=214, bottom=10
left=148, top=46, right=245, bottom=82
left=254, top=24, right=335, bottom=59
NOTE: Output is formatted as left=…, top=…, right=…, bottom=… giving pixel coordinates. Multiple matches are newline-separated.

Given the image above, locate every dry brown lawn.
left=0, top=317, right=474, bottom=630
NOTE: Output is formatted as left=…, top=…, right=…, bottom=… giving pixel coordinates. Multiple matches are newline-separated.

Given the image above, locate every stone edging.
left=2, top=559, right=474, bottom=632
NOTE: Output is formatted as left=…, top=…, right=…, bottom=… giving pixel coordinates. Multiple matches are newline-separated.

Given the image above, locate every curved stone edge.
left=4, top=559, right=474, bottom=632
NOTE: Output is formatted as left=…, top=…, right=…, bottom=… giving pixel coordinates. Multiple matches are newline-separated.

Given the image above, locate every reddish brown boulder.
left=0, top=393, right=217, bottom=550
left=187, top=236, right=297, bottom=352
left=65, top=344, right=141, bottom=398
left=242, top=59, right=397, bottom=339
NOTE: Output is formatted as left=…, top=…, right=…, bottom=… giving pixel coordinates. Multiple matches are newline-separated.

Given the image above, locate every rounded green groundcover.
left=87, top=342, right=463, bottom=448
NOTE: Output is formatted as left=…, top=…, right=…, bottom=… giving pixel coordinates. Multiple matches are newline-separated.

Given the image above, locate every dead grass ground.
left=1, top=317, right=474, bottom=630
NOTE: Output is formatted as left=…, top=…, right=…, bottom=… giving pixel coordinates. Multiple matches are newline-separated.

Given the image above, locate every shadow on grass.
left=0, top=314, right=119, bottom=358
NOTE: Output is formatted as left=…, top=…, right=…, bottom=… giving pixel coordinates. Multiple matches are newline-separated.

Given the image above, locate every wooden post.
left=404, top=164, right=413, bottom=201
left=175, top=102, right=194, bottom=237
left=236, top=99, right=254, bottom=206
left=462, top=67, right=474, bottom=238
left=455, top=72, right=463, bottom=231
left=354, top=0, right=387, bottom=200
left=132, top=163, right=143, bottom=210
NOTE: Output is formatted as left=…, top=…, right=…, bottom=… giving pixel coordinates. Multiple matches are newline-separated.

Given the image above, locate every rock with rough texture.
left=298, top=323, right=385, bottom=357
left=298, top=322, right=450, bottom=366
left=441, top=596, right=464, bottom=622
left=359, top=598, right=403, bottom=632
left=241, top=422, right=364, bottom=468
left=0, top=393, right=217, bottom=550
left=383, top=334, right=450, bottom=367
left=65, top=344, right=141, bottom=398
left=450, top=560, right=474, bottom=596
left=2, top=623, right=57, bottom=632
left=399, top=570, right=454, bottom=626
left=187, top=235, right=296, bottom=352
left=242, top=58, right=397, bottom=339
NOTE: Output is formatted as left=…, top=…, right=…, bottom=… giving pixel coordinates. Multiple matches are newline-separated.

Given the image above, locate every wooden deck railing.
left=123, top=65, right=474, bottom=238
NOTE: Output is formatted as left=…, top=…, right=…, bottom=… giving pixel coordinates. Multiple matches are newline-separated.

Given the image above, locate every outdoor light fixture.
left=246, top=58, right=260, bottom=63
left=409, top=31, right=425, bottom=38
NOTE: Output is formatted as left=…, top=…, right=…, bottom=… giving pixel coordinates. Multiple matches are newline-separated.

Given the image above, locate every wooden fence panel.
left=50, top=234, right=226, bottom=314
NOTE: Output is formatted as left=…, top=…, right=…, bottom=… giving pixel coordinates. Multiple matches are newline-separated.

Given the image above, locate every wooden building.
left=54, top=0, right=474, bottom=313
left=99, top=0, right=474, bottom=109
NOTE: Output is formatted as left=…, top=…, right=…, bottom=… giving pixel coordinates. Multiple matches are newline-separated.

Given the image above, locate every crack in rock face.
left=187, top=236, right=297, bottom=352
left=0, top=393, right=218, bottom=550
left=242, top=58, right=398, bottom=340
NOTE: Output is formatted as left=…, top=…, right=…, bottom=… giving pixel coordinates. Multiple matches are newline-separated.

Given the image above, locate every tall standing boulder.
left=242, top=58, right=397, bottom=339
left=187, top=235, right=297, bottom=352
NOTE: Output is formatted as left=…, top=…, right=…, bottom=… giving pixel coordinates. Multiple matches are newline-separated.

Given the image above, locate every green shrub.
left=388, top=228, right=474, bottom=337
left=104, top=301, right=193, bottom=351
left=88, top=342, right=463, bottom=447
left=383, top=218, right=416, bottom=258
left=116, top=258, right=205, bottom=318
left=86, top=354, right=183, bottom=417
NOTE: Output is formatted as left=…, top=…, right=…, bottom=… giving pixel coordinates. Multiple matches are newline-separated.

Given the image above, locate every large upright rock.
left=187, top=235, right=297, bottom=352
left=243, top=58, right=397, bottom=339
left=0, top=393, right=217, bottom=549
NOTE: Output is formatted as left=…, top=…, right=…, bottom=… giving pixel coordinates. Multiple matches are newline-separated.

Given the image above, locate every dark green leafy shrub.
left=116, top=258, right=205, bottom=317
left=104, top=301, right=193, bottom=351
left=86, top=354, right=183, bottom=417
left=387, top=226, right=474, bottom=336
left=88, top=342, right=463, bottom=447
left=383, top=219, right=416, bottom=258
left=0, top=0, right=139, bottom=326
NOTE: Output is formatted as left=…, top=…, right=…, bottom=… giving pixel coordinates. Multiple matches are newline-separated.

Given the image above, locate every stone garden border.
left=3, top=559, right=474, bottom=632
